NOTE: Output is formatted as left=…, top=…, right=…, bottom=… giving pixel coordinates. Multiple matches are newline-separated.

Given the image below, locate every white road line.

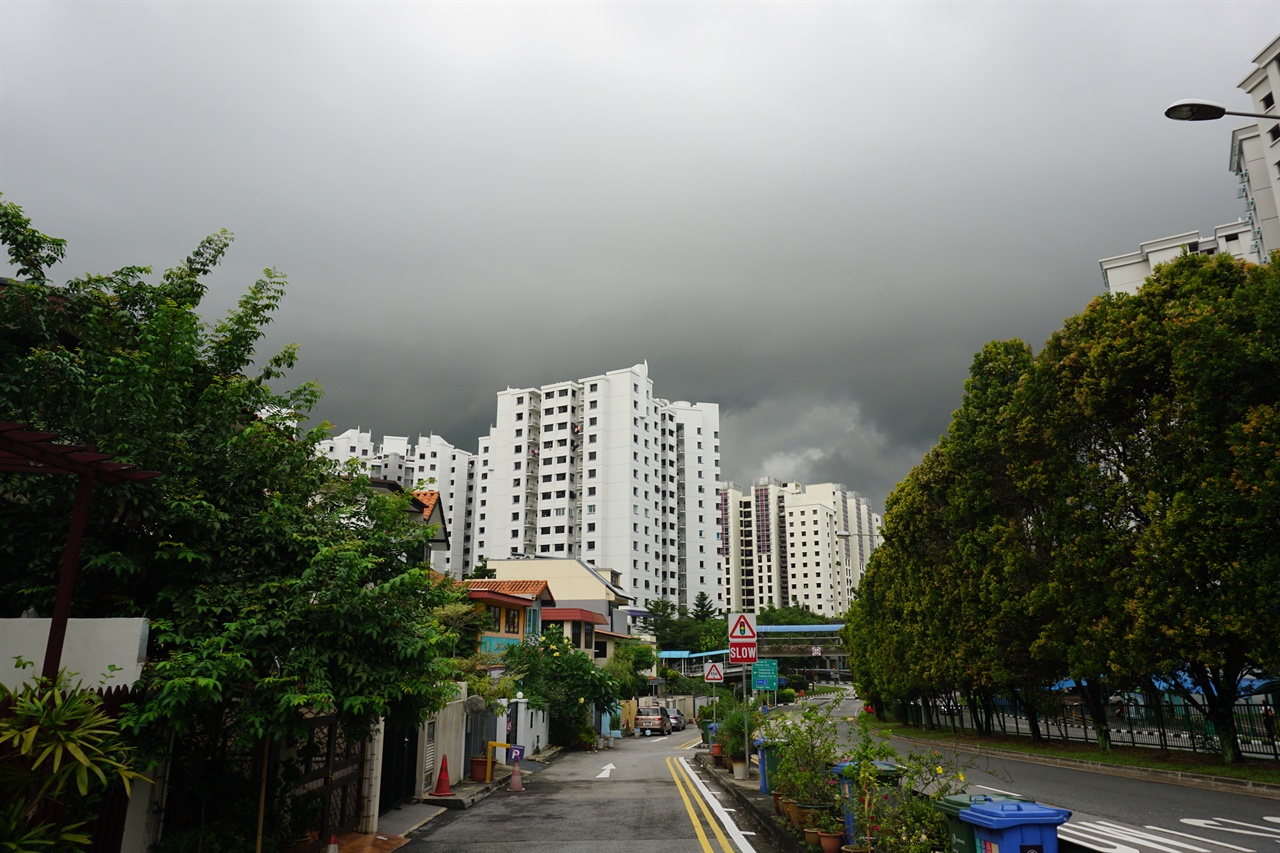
left=1181, top=820, right=1280, bottom=841
left=678, top=756, right=757, bottom=853
left=1147, top=826, right=1256, bottom=852
left=1214, top=820, right=1280, bottom=838
left=972, top=784, right=1026, bottom=798
left=1058, top=825, right=1142, bottom=853
left=1086, top=821, right=1210, bottom=853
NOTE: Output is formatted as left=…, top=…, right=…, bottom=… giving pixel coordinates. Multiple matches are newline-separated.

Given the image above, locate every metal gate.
left=378, top=715, right=420, bottom=813
left=289, top=716, right=365, bottom=838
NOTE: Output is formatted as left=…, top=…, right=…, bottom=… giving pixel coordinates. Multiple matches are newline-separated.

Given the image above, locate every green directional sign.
left=752, top=659, right=778, bottom=690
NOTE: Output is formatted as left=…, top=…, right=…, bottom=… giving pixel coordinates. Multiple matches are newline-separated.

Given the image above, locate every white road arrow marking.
left=596, top=763, right=616, bottom=778
left=1181, top=820, right=1280, bottom=841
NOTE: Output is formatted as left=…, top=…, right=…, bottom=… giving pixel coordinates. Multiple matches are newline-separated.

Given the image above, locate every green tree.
left=756, top=603, right=827, bottom=625
left=603, top=640, right=657, bottom=698
left=466, top=556, right=495, bottom=579
left=503, top=631, right=620, bottom=747
left=1011, top=252, right=1280, bottom=763
left=0, top=196, right=464, bottom=832
left=691, top=591, right=717, bottom=621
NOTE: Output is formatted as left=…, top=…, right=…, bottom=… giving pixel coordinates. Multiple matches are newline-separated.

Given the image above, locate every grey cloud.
left=2, top=1, right=1273, bottom=514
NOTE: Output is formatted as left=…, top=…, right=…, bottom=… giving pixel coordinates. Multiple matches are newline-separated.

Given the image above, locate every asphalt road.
left=407, top=691, right=1279, bottom=853
left=403, top=729, right=781, bottom=853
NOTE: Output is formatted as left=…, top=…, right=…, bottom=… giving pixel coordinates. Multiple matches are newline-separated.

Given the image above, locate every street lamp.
left=1164, top=99, right=1276, bottom=122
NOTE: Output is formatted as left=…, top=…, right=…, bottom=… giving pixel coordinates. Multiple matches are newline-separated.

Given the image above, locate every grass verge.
left=866, top=717, right=1280, bottom=785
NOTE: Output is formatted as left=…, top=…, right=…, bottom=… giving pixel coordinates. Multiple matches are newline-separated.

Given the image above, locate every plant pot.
left=771, top=790, right=783, bottom=815
left=818, top=833, right=843, bottom=853
left=468, top=755, right=491, bottom=782
left=781, top=798, right=799, bottom=830
left=710, top=742, right=723, bottom=766
left=804, top=828, right=821, bottom=846
left=796, top=803, right=827, bottom=831
left=731, top=757, right=749, bottom=780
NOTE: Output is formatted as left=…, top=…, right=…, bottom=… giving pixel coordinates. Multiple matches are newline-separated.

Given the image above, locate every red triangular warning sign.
left=730, top=614, right=757, bottom=640
left=704, top=662, right=724, bottom=682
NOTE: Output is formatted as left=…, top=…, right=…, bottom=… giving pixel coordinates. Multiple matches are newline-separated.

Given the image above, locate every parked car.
left=635, top=706, right=672, bottom=735
left=669, top=709, right=687, bottom=731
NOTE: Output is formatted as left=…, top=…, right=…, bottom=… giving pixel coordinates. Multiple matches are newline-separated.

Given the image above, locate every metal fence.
left=903, top=697, right=1280, bottom=760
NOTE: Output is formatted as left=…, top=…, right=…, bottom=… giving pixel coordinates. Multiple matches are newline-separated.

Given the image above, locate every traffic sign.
left=753, top=659, right=778, bottom=690
left=729, top=613, right=757, bottom=641
left=729, top=644, right=757, bottom=664
left=704, top=662, right=724, bottom=682
left=811, top=646, right=823, bottom=656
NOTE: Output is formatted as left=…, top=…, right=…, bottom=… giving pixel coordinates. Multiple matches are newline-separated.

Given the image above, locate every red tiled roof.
left=467, top=588, right=534, bottom=607
left=542, top=607, right=606, bottom=624
left=468, top=579, right=552, bottom=599
left=412, top=489, right=440, bottom=519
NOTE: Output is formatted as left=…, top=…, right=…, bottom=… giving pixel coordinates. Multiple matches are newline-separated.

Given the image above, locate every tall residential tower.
left=718, top=479, right=880, bottom=617
left=471, top=363, right=721, bottom=613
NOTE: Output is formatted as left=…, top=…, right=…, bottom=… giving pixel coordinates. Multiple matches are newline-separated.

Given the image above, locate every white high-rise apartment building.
left=718, top=479, right=880, bottom=617
left=472, top=362, right=721, bottom=614
left=322, top=429, right=476, bottom=577
left=1100, top=35, right=1280, bottom=295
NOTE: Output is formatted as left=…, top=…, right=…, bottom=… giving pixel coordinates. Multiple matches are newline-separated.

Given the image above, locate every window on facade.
left=487, top=605, right=501, bottom=630
left=505, top=608, right=519, bottom=634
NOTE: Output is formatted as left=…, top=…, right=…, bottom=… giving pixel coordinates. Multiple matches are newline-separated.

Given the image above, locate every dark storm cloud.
left=3, top=1, right=1276, bottom=510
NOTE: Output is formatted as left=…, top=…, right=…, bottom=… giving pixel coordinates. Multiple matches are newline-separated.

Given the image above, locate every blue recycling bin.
left=960, top=800, right=1071, bottom=853
left=833, top=760, right=902, bottom=844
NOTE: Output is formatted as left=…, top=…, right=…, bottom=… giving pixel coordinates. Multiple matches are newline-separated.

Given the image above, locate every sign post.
left=704, top=661, right=725, bottom=731
left=728, top=613, right=757, bottom=774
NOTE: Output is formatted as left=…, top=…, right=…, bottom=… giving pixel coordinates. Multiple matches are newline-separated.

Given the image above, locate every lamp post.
left=1164, top=99, right=1276, bottom=122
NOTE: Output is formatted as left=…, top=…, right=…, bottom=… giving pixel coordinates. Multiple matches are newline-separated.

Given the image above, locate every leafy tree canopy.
left=0, top=195, right=464, bottom=755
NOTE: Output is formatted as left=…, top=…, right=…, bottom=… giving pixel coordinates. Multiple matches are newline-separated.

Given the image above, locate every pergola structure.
left=0, top=422, right=160, bottom=681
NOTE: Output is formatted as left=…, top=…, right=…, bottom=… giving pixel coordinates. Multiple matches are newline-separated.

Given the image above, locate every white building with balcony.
left=471, top=362, right=721, bottom=616
left=718, top=479, right=880, bottom=617
left=1100, top=35, right=1280, bottom=296
left=322, top=429, right=476, bottom=578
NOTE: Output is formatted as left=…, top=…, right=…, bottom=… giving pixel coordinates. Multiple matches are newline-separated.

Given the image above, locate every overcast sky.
left=3, top=2, right=1276, bottom=511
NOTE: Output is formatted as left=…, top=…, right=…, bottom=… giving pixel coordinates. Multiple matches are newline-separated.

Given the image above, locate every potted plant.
left=715, top=705, right=760, bottom=780
left=816, top=812, right=845, bottom=853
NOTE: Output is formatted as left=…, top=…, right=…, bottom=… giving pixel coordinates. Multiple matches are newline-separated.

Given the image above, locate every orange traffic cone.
left=431, top=755, right=455, bottom=797
left=507, top=759, right=524, bottom=792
